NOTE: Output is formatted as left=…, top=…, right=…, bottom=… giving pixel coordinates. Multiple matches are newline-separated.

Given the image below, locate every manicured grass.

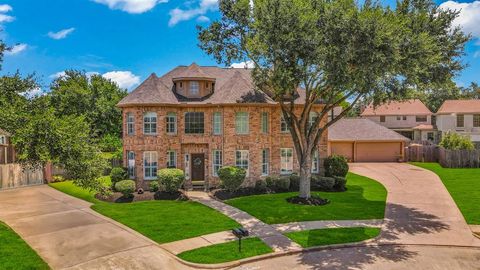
left=177, top=237, right=273, bottom=264
left=411, top=162, right=480, bottom=224
left=0, top=222, right=49, bottom=270
left=226, top=173, right=387, bottom=224
left=49, top=180, right=240, bottom=244
left=285, top=227, right=381, bottom=248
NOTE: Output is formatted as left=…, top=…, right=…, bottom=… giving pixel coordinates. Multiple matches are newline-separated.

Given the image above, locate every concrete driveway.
left=0, top=185, right=194, bottom=270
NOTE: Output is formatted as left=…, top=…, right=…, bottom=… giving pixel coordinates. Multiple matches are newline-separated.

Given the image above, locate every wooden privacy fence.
left=438, top=148, right=480, bottom=168
left=0, top=164, right=44, bottom=189
left=405, top=145, right=439, bottom=162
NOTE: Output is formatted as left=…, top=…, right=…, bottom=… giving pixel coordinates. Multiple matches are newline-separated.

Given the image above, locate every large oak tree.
left=198, top=0, right=469, bottom=198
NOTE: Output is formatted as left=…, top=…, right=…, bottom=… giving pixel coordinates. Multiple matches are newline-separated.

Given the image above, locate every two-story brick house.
left=436, top=100, right=480, bottom=148
left=360, top=99, right=437, bottom=143
left=117, top=63, right=328, bottom=189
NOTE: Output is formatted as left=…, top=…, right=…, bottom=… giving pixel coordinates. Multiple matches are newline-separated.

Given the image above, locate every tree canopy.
left=198, top=0, right=469, bottom=198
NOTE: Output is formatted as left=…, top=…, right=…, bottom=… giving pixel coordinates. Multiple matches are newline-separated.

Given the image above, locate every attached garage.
left=328, top=118, right=410, bottom=162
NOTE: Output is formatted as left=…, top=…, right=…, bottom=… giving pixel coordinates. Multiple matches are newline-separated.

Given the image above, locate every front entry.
left=191, top=153, right=205, bottom=181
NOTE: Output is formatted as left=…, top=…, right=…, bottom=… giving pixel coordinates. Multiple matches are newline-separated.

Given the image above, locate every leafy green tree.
left=461, top=82, right=480, bottom=99
left=439, top=132, right=474, bottom=150
left=198, top=0, right=469, bottom=198
left=50, top=70, right=128, bottom=139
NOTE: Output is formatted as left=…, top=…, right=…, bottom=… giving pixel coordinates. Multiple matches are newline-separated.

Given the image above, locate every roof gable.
left=361, top=99, right=432, bottom=116
left=437, top=100, right=480, bottom=114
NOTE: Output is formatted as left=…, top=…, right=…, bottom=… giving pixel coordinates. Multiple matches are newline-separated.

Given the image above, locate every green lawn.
left=49, top=180, right=240, bottom=244
left=0, top=222, right=50, bottom=270
left=285, top=227, right=381, bottom=248
left=411, top=162, right=480, bottom=224
left=177, top=237, right=273, bottom=264
left=226, top=173, right=387, bottom=224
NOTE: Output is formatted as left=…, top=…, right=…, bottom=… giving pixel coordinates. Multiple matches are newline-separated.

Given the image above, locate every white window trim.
left=190, top=81, right=200, bottom=95
left=127, top=151, right=135, bottom=179
left=281, top=116, right=289, bottom=133
left=280, top=148, right=293, bottom=175
left=213, top=112, right=223, bottom=135
left=261, top=149, right=269, bottom=176
left=235, top=150, right=249, bottom=176
left=235, top=112, right=249, bottom=134
left=166, top=112, right=177, bottom=135
left=261, top=112, right=269, bottom=134
left=143, top=151, right=158, bottom=180
left=127, top=113, right=135, bottom=135
left=167, top=150, right=177, bottom=168
left=143, top=112, right=157, bottom=135
left=212, top=150, right=223, bottom=177
left=308, top=112, right=317, bottom=129
left=0, top=135, right=5, bottom=145
left=311, top=150, right=319, bottom=173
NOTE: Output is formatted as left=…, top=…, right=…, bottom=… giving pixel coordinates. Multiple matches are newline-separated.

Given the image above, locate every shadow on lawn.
left=296, top=203, right=450, bottom=269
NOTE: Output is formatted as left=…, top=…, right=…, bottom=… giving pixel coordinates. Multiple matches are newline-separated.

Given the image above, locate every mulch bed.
left=96, top=190, right=189, bottom=203
left=211, top=188, right=270, bottom=200
left=286, top=195, right=330, bottom=206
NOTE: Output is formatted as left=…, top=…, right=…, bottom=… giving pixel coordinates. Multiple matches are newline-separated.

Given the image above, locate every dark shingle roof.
left=117, top=63, right=306, bottom=107
left=329, top=118, right=410, bottom=142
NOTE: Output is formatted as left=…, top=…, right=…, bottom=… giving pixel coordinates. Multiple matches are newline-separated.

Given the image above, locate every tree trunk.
left=298, top=153, right=312, bottom=199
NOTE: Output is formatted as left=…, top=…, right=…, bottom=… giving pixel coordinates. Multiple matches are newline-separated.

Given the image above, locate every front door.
left=191, top=153, right=205, bottom=181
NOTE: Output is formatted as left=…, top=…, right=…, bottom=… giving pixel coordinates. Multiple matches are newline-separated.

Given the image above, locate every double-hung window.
left=167, top=151, right=176, bottom=168
left=213, top=112, right=222, bottom=135
left=235, top=150, right=249, bottom=176
left=457, top=114, right=465, bottom=128
left=311, top=150, right=319, bottom=173
left=281, top=116, right=289, bottom=133
left=126, top=113, right=134, bottom=135
left=190, top=81, right=199, bottom=95
left=212, top=150, right=223, bottom=176
left=474, top=115, right=480, bottom=128
left=280, top=148, right=293, bottom=174
left=308, top=112, right=318, bottom=129
left=143, top=112, right=157, bottom=135
left=185, top=112, right=204, bottom=134
left=127, top=151, right=135, bottom=179
left=143, top=151, right=158, bottom=180
left=261, top=112, right=269, bottom=134
left=380, top=116, right=386, bottom=122
left=235, top=112, right=249, bottom=134
left=416, top=115, right=427, bottom=122
left=166, top=112, right=177, bottom=134
left=0, top=135, right=5, bottom=145
left=261, top=149, right=269, bottom=176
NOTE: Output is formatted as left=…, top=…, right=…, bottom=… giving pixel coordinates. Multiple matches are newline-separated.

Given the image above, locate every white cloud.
left=102, top=71, right=140, bottom=89
left=439, top=1, right=480, bottom=39
left=21, top=87, right=44, bottom=98
left=230, top=60, right=255, bottom=69
left=93, top=0, right=167, bottom=14
left=196, top=15, right=210, bottom=23
left=0, top=4, right=12, bottom=13
left=169, top=0, right=218, bottom=26
left=49, top=71, right=66, bottom=79
left=48, top=28, right=75, bottom=40
left=5, top=43, right=27, bottom=55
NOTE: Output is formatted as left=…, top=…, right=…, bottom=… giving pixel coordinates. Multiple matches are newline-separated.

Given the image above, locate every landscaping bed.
left=177, top=237, right=273, bottom=264
left=411, top=162, right=480, bottom=224
left=225, top=173, right=387, bottom=224
left=0, top=222, right=49, bottom=270
left=285, top=227, right=381, bottom=248
left=95, top=190, right=188, bottom=203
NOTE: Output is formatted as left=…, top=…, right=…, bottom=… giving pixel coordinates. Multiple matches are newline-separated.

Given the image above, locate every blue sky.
left=1, top=0, right=479, bottom=92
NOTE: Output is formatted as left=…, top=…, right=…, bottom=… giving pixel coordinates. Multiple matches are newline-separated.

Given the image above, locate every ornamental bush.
left=274, top=176, right=291, bottom=191
left=218, top=166, right=246, bottom=192
left=333, top=176, right=347, bottom=191
left=115, top=180, right=135, bottom=198
left=254, top=179, right=267, bottom=191
left=311, top=176, right=336, bottom=191
left=110, top=167, right=127, bottom=189
left=149, top=181, right=160, bottom=192
left=439, top=132, right=475, bottom=150
left=289, top=173, right=300, bottom=191
left=157, top=168, right=185, bottom=193
left=324, top=155, right=349, bottom=177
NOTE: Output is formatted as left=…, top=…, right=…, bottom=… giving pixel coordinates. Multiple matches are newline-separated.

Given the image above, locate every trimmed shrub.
left=439, top=132, right=475, bottom=150
left=115, top=180, right=135, bottom=198
left=312, top=176, right=336, bottom=191
left=274, top=176, right=291, bottom=191
left=52, top=175, right=65, bottom=183
left=333, top=176, right=347, bottom=191
left=255, top=179, right=267, bottom=192
left=157, top=168, right=185, bottom=193
left=289, top=174, right=300, bottom=191
left=149, top=181, right=160, bottom=192
left=324, top=155, right=349, bottom=177
left=218, top=166, right=246, bottom=192
left=110, top=167, right=127, bottom=188
left=265, top=176, right=275, bottom=189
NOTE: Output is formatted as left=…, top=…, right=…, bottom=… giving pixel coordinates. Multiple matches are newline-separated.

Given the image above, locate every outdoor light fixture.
left=232, top=227, right=249, bottom=252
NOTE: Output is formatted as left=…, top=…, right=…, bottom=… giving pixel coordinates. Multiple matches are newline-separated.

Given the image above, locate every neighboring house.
left=117, top=63, right=328, bottom=189
left=436, top=100, right=480, bottom=148
left=0, top=128, right=15, bottom=165
left=360, top=99, right=436, bottom=143
left=328, top=118, right=410, bottom=162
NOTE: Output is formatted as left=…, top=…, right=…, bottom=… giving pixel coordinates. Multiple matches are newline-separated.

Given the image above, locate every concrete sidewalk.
left=0, top=185, right=196, bottom=270
left=188, top=191, right=302, bottom=252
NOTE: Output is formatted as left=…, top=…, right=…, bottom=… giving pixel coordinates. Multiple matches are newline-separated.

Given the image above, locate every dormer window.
left=190, top=81, right=199, bottom=95
left=179, top=82, right=183, bottom=88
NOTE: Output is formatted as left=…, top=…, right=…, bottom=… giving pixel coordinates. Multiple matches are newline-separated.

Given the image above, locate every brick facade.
left=122, top=105, right=328, bottom=189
